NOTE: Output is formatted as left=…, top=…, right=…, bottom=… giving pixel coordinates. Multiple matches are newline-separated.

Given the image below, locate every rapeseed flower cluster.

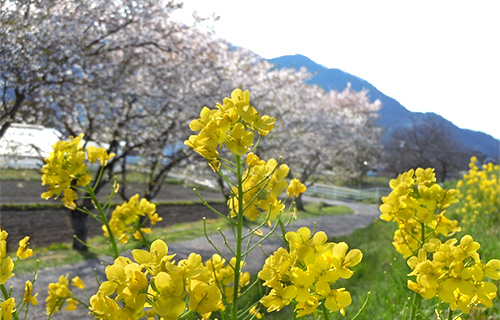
left=228, top=153, right=290, bottom=221
left=89, top=239, right=247, bottom=319
left=0, top=229, right=14, bottom=286
left=185, top=88, right=306, bottom=223
left=46, top=274, right=85, bottom=315
left=455, top=157, right=499, bottom=225
left=258, top=227, right=362, bottom=317
left=407, top=235, right=500, bottom=314
left=381, top=168, right=499, bottom=315
left=0, top=229, right=33, bottom=285
left=105, top=194, right=162, bottom=243
left=0, top=229, right=37, bottom=320
left=380, top=168, right=461, bottom=258
left=0, top=297, right=16, bottom=320
left=185, top=88, right=276, bottom=171
left=40, top=133, right=115, bottom=209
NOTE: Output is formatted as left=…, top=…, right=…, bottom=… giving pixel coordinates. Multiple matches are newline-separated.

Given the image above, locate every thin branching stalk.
left=218, top=228, right=237, bottom=258
left=242, top=222, right=279, bottom=257
left=351, top=292, right=371, bottom=320
left=194, top=189, right=234, bottom=224
left=447, top=307, right=454, bottom=320
left=203, top=218, right=230, bottom=263
left=230, top=153, right=245, bottom=320
left=321, top=302, right=331, bottom=320
left=85, top=185, right=119, bottom=259
left=73, top=235, right=109, bottom=255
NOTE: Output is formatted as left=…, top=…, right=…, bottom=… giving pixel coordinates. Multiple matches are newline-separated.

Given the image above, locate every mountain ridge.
left=268, top=54, right=499, bottom=160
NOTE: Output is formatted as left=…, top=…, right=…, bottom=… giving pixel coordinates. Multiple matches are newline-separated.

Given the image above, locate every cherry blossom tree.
left=2, top=0, right=383, bottom=248
left=1, top=0, right=238, bottom=249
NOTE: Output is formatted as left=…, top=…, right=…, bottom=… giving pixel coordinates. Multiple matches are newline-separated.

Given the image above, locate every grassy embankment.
left=255, top=177, right=500, bottom=320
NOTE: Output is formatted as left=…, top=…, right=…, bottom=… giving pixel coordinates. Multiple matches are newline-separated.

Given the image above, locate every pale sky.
left=176, top=0, right=500, bottom=140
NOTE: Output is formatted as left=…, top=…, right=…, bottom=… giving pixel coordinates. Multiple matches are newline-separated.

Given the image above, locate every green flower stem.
left=231, top=154, right=244, bottom=320
left=202, top=220, right=230, bottom=263
left=408, top=222, right=426, bottom=320
left=351, top=291, right=371, bottom=320
left=178, top=310, right=193, bottom=319
left=321, top=302, right=331, bottom=320
left=194, top=189, right=234, bottom=224
left=70, top=295, right=90, bottom=309
left=447, top=307, right=454, bottom=320
left=0, top=283, right=9, bottom=299
left=241, top=221, right=279, bottom=257
left=408, top=291, right=422, bottom=320
left=218, top=228, right=237, bottom=257
left=85, top=185, right=119, bottom=259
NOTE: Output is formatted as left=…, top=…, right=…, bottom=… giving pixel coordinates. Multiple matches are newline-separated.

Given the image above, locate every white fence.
left=305, top=183, right=391, bottom=202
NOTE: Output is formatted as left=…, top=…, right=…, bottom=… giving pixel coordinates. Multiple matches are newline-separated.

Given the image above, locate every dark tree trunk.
left=296, top=194, right=305, bottom=211
left=68, top=204, right=89, bottom=251
left=68, top=168, right=109, bottom=251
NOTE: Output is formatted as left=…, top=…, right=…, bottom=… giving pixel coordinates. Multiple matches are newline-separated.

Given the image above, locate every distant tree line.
left=382, top=116, right=474, bottom=182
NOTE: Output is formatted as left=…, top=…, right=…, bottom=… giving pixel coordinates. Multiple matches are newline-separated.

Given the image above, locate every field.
left=1, top=167, right=498, bottom=320
left=0, top=180, right=226, bottom=250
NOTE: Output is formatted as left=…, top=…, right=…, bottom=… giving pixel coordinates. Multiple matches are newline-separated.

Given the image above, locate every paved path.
left=9, top=197, right=380, bottom=319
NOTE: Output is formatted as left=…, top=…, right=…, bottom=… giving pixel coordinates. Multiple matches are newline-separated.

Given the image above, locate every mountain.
left=268, top=54, right=500, bottom=160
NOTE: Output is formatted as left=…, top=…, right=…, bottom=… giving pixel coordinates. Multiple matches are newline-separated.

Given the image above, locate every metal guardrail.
left=305, top=183, right=391, bottom=201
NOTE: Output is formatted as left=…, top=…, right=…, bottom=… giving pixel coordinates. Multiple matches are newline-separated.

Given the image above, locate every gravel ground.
left=6, top=196, right=380, bottom=319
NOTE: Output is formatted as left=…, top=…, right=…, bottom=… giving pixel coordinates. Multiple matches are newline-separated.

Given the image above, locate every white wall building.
left=0, top=123, right=62, bottom=169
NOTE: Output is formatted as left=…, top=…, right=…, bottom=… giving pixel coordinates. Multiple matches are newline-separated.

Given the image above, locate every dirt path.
left=7, top=197, right=380, bottom=319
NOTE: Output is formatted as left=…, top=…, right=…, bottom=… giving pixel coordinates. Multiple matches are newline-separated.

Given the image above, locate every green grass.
left=300, top=202, right=354, bottom=218
left=0, top=168, right=42, bottom=181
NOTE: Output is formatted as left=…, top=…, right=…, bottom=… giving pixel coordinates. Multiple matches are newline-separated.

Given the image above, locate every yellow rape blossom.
left=64, top=298, right=79, bottom=311
left=224, top=123, right=254, bottom=156
left=0, top=229, right=14, bottom=285
left=46, top=274, right=73, bottom=315
left=16, top=236, right=33, bottom=259
left=405, top=232, right=499, bottom=312
left=41, top=134, right=90, bottom=207
left=105, top=194, right=162, bottom=243
left=71, top=276, right=85, bottom=289
left=382, top=167, right=499, bottom=314
left=287, top=178, right=307, bottom=198
left=185, top=88, right=276, bottom=170
left=41, top=134, right=115, bottom=209
left=259, top=227, right=362, bottom=317
left=132, top=239, right=175, bottom=276
left=0, top=297, right=16, bottom=320
left=454, top=157, right=499, bottom=226
left=23, top=280, right=38, bottom=306
left=228, top=154, right=292, bottom=221
left=89, top=292, right=121, bottom=318
left=380, top=168, right=460, bottom=256
left=90, top=241, right=240, bottom=320
left=86, top=145, right=115, bottom=166
left=188, top=281, right=222, bottom=317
